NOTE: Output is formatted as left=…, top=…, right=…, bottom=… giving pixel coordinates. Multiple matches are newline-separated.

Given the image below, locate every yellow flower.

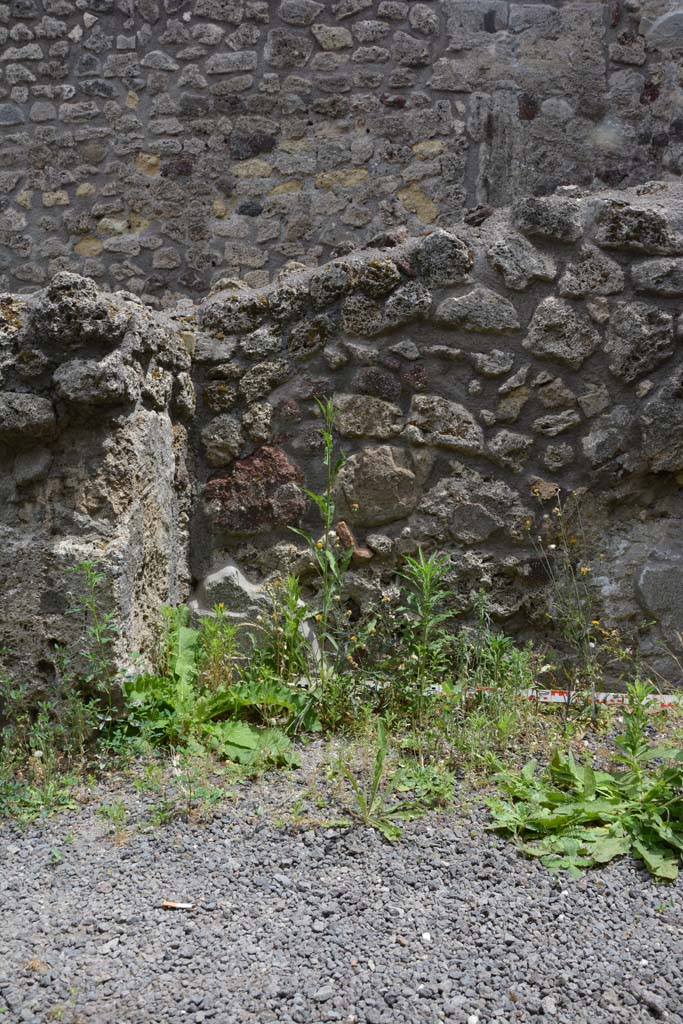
left=315, top=613, right=323, bottom=622
left=580, top=565, right=591, bottom=575
left=216, top=602, right=224, bottom=611
left=350, top=634, right=357, bottom=642
left=524, top=519, right=532, bottom=529
left=274, top=579, right=281, bottom=587
left=591, top=619, right=600, bottom=625
left=532, top=486, right=540, bottom=495
left=316, top=540, right=324, bottom=549
left=570, top=537, right=578, bottom=545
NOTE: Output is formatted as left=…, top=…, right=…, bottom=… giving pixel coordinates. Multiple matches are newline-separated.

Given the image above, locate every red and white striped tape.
left=466, top=687, right=683, bottom=709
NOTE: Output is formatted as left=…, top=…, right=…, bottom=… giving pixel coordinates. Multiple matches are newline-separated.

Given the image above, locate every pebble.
left=1, top=748, right=682, bottom=1024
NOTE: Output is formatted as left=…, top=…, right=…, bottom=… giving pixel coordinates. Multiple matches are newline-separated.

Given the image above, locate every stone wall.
left=2, top=0, right=683, bottom=304
left=0, top=272, right=193, bottom=685
left=2, top=182, right=683, bottom=685
left=186, top=181, right=683, bottom=681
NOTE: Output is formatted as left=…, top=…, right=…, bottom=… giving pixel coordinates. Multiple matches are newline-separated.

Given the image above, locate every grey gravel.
left=1, top=752, right=683, bottom=1024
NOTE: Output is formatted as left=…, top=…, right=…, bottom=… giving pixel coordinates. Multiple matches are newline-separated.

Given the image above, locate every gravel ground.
left=1, top=747, right=683, bottom=1024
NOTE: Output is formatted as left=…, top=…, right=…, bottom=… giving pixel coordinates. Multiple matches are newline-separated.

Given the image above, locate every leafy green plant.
left=122, top=605, right=309, bottom=767
left=525, top=494, right=636, bottom=727
left=337, top=721, right=450, bottom=842
left=393, top=549, right=454, bottom=724
left=249, top=576, right=314, bottom=688
left=488, top=679, right=683, bottom=880
left=98, top=799, right=128, bottom=842
left=290, top=397, right=354, bottom=693
left=196, top=604, right=243, bottom=692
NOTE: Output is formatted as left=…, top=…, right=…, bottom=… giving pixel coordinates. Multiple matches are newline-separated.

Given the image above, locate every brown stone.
left=204, top=446, right=306, bottom=534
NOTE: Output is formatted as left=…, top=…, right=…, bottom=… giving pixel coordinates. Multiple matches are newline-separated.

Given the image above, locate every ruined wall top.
left=1, top=0, right=683, bottom=304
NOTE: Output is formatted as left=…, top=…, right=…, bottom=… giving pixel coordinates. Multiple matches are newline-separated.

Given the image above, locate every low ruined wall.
left=2, top=0, right=683, bottom=303
left=2, top=181, right=683, bottom=685
left=190, top=181, right=683, bottom=680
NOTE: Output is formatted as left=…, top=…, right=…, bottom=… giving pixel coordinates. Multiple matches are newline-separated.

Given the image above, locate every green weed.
left=488, top=678, right=683, bottom=880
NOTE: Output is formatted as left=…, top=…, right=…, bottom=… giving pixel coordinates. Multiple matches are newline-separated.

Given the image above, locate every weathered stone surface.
left=487, top=429, right=533, bottom=471
left=352, top=366, right=401, bottom=401
left=632, top=258, right=683, bottom=296
left=570, top=384, right=603, bottom=422
left=240, top=326, right=280, bottom=359
left=13, top=446, right=52, bottom=485
left=53, top=355, right=141, bottom=407
left=279, top=0, right=324, bottom=26
left=26, top=272, right=131, bottom=349
left=581, top=406, right=634, bottom=468
left=640, top=369, right=683, bottom=473
left=604, top=302, right=674, bottom=383
left=487, top=234, right=556, bottom=291
left=533, top=410, right=582, bottom=437
left=334, top=445, right=420, bottom=527
left=513, top=197, right=583, bottom=244
left=0, top=391, right=55, bottom=442
left=495, top=387, right=529, bottom=423
left=435, top=287, right=520, bottom=334
left=239, top=359, right=290, bottom=402
left=469, top=350, right=515, bottom=378
left=523, top=298, right=599, bottom=370
left=310, top=262, right=355, bottom=309
left=405, top=394, right=484, bottom=454
left=190, top=557, right=268, bottom=617
left=593, top=203, right=683, bottom=255
left=333, top=393, right=402, bottom=439
left=383, top=281, right=431, bottom=328
left=341, top=293, right=384, bottom=336
left=537, top=378, right=576, bottom=410
left=414, top=231, right=473, bottom=287
left=543, top=443, right=575, bottom=471
left=201, top=413, right=244, bottom=467
left=421, top=464, right=528, bottom=544
left=204, top=446, right=306, bottom=534
left=558, top=245, right=625, bottom=297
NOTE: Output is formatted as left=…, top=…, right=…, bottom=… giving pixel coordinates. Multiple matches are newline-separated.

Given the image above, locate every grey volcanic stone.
left=513, top=197, right=583, bottom=243
left=582, top=406, right=634, bottom=468
left=558, top=245, right=625, bottom=297
left=487, top=234, right=556, bottom=291
left=405, top=394, right=484, bottom=454
left=335, top=445, right=420, bottom=526
left=415, top=231, right=473, bottom=287
left=632, top=258, right=683, bottom=296
left=487, top=429, right=533, bottom=471
left=604, top=302, right=674, bottom=383
left=333, top=393, right=402, bottom=439
left=278, top=0, right=323, bottom=25
left=523, top=298, right=599, bottom=370
left=0, top=392, right=55, bottom=442
left=201, top=414, right=245, bottom=467
left=641, top=367, right=683, bottom=472
left=593, top=203, right=683, bottom=255
left=53, top=356, right=141, bottom=407
left=26, top=272, right=131, bottom=349
left=13, top=446, right=52, bottom=484
left=435, top=286, right=520, bottom=333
